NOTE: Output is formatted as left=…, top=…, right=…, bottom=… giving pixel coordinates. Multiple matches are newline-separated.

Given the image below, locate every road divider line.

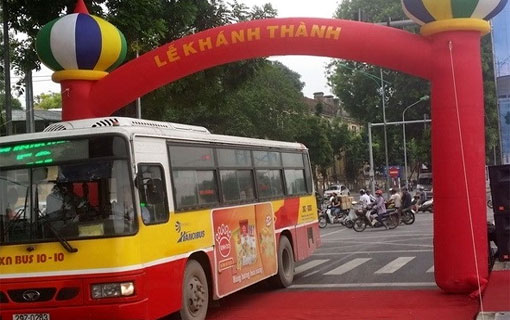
left=374, top=257, right=416, bottom=274
left=320, top=228, right=350, bottom=237
left=295, top=259, right=330, bottom=274
left=324, top=258, right=371, bottom=275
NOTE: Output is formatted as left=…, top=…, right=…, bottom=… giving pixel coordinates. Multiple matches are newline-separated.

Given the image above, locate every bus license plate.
left=13, top=314, right=50, bottom=320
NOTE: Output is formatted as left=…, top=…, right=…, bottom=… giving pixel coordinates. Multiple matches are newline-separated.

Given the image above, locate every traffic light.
left=488, top=165, right=510, bottom=261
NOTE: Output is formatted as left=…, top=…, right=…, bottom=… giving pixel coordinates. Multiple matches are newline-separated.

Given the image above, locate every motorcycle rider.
left=416, top=186, right=427, bottom=205
left=372, top=189, right=387, bottom=227
left=388, top=188, right=401, bottom=210
left=401, top=187, right=412, bottom=212
left=359, top=189, right=371, bottom=208
left=329, top=192, right=341, bottom=217
left=366, top=189, right=377, bottom=203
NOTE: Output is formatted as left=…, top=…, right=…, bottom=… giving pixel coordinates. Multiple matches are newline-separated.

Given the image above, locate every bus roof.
left=0, top=117, right=307, bottom=151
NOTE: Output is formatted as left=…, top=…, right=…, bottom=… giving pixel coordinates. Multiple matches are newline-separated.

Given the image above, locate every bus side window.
left=137, top=165, right=169, bottom=225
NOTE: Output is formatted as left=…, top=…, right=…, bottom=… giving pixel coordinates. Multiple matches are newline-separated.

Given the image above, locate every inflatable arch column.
left=36, top=0, right=508, bottom=293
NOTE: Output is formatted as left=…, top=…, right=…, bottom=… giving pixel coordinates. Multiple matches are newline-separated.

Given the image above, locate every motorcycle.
left=386, top=201, right=415, bottom=225
left=352, top=206, right=399, bottom=232
left=318, top=203, right=354, bottom=229
left=420, top=198, right=433, bottom=212
left=399, top=207, right=416, bottom=225
left=411, top=196, right=433, bottom=213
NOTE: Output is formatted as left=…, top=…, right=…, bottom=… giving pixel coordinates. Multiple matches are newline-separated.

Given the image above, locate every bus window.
left=196, top=171, right=218, bottom=205
left=172, top=170, right=219, bottom=208
left=169, top=146, right=214, bottom=167
left=256, top=169, right=284, bottom=198
left=137, top=165, right=169, bottom=225
left=282, top=152, right=304, bottom=167
left=220, top=170, right=255, bottom=202
left=253, top=150, right=281, bottom=167
left=217, top=149, right=252, bottom=167
left=284, top=169, right=306, bottom=195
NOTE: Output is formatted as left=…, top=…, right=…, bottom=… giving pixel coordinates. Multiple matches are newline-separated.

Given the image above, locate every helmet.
left=375, top=189, right=383, bottom=195
left=359, top=189, right=365, bottom=194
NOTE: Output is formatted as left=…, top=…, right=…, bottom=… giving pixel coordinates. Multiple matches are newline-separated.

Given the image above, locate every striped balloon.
left=402, top=0, right=509, bottom=25
left=36, top=13, right=127, bottom=72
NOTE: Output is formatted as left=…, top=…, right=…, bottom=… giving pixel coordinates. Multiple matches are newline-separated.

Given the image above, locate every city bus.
left=0, top=117, right=320, bottom=320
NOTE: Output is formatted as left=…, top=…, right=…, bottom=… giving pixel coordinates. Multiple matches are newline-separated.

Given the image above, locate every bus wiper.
left=43, top=221, right=78, bottom=253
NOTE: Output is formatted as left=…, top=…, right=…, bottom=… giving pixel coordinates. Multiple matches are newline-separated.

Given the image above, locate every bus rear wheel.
left=272, top=235, right=294, bottom=288
left=180, top=260, right=209, bottom=320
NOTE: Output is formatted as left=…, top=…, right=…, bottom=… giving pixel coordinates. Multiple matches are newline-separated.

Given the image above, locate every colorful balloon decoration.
left=35, top=0, right=126, bottom=82
left=402, top=0, right=508, bottom=35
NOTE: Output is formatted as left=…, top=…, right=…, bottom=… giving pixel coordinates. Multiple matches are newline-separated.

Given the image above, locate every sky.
left=30, top=0, right=342, bottom=100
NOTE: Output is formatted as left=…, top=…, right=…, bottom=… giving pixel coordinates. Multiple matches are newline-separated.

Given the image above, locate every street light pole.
left=368, top=122, right=375, bottom=195
left=402, top=95, right=430, bottom=188
left=380, top=69, right=389, bottom=190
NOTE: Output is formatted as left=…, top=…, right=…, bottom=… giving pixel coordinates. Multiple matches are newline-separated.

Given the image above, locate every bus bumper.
left=0, top=298, right=149, bottom=320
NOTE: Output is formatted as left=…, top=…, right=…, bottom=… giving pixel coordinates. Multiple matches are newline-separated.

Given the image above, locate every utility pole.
left=25, top=69, right=34, bottom=133
left=380, top=69, right=390, bottom=190
left=136, top=50, right=142, bottom=119
left=2, top=0, right=12, bottom=135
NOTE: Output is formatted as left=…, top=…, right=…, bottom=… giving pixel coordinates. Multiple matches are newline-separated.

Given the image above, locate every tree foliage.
left=329, top=0, right=499, bottom=172
left=34, top=92, right=62, bottom=110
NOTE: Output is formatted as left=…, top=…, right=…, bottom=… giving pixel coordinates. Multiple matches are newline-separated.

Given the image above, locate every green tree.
left=295, top=115, right=334, bottom=188
left=34, top=92, right=62, bottom=109
left=330, top=0, right=499, bottom=168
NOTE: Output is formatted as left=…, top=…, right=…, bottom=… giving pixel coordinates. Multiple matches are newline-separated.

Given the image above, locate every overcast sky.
left=31, top=0, right=342, bottom=100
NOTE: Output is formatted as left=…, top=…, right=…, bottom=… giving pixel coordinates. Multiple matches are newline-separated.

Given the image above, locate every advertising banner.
left=213, top=203, right=277, bottom=297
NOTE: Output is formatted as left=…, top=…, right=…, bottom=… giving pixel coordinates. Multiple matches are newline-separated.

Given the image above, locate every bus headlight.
left=91, top=281, right=135, bottom=299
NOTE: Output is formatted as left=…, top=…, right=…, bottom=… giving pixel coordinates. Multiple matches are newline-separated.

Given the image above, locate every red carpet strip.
left=207, top=289, right=480, bottom=320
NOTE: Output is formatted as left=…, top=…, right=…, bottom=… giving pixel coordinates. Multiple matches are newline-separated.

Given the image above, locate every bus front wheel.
left=180, top=260, right=209, bottom=320
left=272, top=235, right=295, bottom=288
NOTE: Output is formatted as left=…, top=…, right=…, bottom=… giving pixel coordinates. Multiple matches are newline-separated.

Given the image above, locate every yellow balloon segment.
left=421, top=18, right=491, bottom=36
left=52, top=70, right=108, bottom=82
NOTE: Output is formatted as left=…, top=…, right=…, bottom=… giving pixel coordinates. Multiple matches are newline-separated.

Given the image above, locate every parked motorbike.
left=352, top=206, right=399, bottom=232
left=419, top=198, right=433, bottom=212
left=411, top=196, right=434, bottom=213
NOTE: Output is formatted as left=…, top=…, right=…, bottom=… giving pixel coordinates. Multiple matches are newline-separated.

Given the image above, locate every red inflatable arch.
left=56, top=17, right=489, bottom=294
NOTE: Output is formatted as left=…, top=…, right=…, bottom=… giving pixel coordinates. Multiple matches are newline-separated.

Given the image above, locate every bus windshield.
left=0, top=136, right=137, bottom=246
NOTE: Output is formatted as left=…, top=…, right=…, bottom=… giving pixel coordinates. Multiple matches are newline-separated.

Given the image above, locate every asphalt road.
left=290, top=213, right=436, bottom=290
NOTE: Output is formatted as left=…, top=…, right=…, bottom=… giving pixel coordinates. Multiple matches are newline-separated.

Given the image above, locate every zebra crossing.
left=295, top=256, right=435, bottom=276
left=292, top=215, right=437, bottom=289
left=291, top=254, right=436, bottom=289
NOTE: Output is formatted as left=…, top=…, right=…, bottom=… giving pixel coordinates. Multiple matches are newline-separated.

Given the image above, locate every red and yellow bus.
left=0, top=117, right=320, bottom=320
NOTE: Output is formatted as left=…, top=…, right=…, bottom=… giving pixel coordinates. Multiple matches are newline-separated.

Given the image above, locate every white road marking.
left=289, top=282, right=437, bottom=289
left=324, top=258, right=371, bottom=275
left=313, top=249, right=432, bottom=255
left=374, top=257, right=415, bottom=274
left=320, top=228, right=350, bottom=237
left=295, top=259, right=329, bottom=274
left=426, top=266, right=434, bottom=273
left=302, top=270, right=320, bottom=278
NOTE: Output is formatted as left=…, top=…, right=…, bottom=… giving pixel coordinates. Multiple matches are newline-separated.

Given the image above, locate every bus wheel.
left=180, top=260, right=209, bottom=320
left=272, top=236, right=294, bottom=288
